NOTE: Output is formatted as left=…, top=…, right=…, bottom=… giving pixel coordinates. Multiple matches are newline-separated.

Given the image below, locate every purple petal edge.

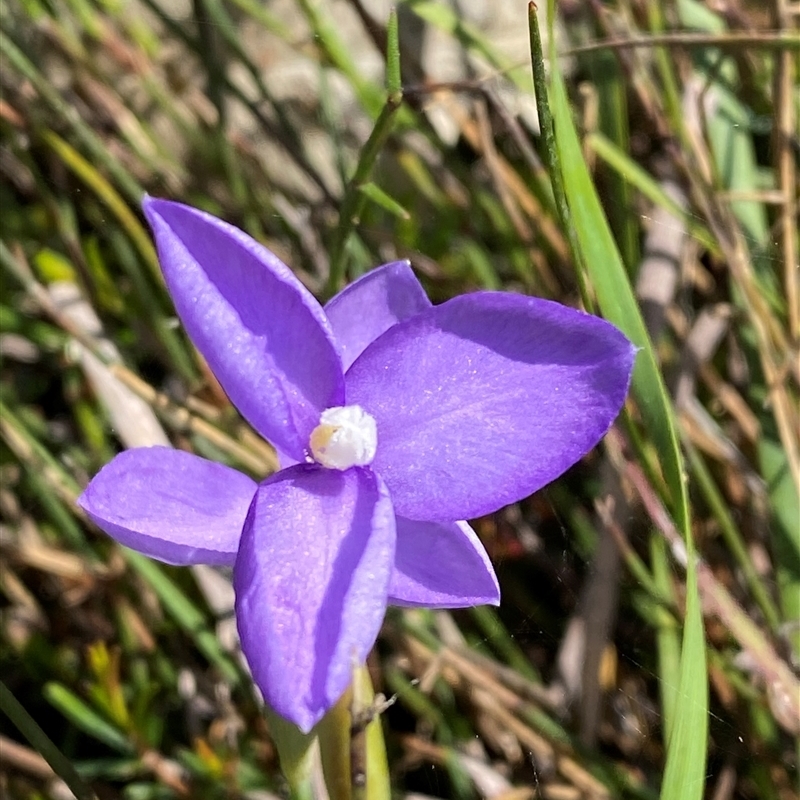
left=347, top=292, right=636, bottom=521
left=325, top=261, right=431, bottom=371
left=389, top=518, right=500, bottom=608
left=143, top=197, right=344, bottom=461
left=234, top=465, right=395, bottom=732
left=78, top=447, right=255, bottom=566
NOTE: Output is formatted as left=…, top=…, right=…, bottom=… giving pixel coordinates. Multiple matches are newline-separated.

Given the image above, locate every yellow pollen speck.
left=308, top=405, right=377, bottom=470
left=309, top=424, right=337, bottom=454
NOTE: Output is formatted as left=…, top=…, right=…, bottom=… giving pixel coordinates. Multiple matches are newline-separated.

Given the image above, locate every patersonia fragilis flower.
left=78, top=198, right=635, bottom=732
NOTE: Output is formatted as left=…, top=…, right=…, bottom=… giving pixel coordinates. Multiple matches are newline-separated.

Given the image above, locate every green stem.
left=267, top=709, right=318, bottom=800
left=526, top=2, right=589, bottom=307
left=325, top=9, right=403, bottom=295
left=317, top=664, right=391, bottom=800
left=324, top=96, right=402, bottom=294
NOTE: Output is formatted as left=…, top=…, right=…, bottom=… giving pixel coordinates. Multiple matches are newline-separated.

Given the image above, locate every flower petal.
left=77, top=447, right=256, bottom=566
left=324, top=261, right=431, bottom=371
left=233, top=464, right=395, bottom=732
left=143, top=197, right=344, bottom=460
left=389, top=518, right=499, bottom=608
left=347, top=292, right=636, bottom=521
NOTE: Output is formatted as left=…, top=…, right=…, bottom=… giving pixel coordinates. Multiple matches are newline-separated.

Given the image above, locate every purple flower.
left=78, top=198, right=635, bottom=732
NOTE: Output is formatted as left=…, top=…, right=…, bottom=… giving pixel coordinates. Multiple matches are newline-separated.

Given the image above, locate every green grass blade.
left=40, top=132, right=157, bottom=279
left=579, top=43, right=640, bottom=275
left=586, top=132, right=716, bottom=253
left=659, top=558, right=708, bottom=800
left=538, top=5, right=686, bottom=529
left=650, top=535, right=682, bottom=743
left=406, top=0, right=527, bottom=90
left=760, top=436, right=800, bottom=661
left=296, top=0, right=383, bottom=116
left=43, top=682, right=134, bottom=754
left=386, top=8, right=401, bottom=97
left=0, top=681, right=99, bottom=800
left=528, top=5, right=708, bottom=798
left=549, top=56, right=709, bottom=800
left=0, top=31, right=145, bottom=205
left=358, top=182, right=410, bottom=220
left=325, top=11, right=404, bottom=293
left=123, top=551, right=240, bottom=685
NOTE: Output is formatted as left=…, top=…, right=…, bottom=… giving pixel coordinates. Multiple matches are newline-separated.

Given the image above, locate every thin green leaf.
left=586, top=132, right=716, bottom=254
left=386, top=8, right=401, bottom=96
left=539, top=3, right=687, bottom=530
left=0, top=681, right=99, bottom=799
left=296, top=0, right=384, bottom=116
left=325, top=36, right=405, bottom=293
left=760, top=436, right=800, bottom=661
left=406, top=0, right=528, bottom=91
left=0, top=32, right=145, bottom=205
left=528, top=5, right=708, bottom=798
left=358, top=182, right=410, bottom=220
left=41, top=132, right=158, bottom=280
left=659, top=559, right=708, bottom=800
left=587, top=50, right=639, bottom=274
left=123, top=551, right=240, bottom=685
left=44, top=682, right=133, bottom=754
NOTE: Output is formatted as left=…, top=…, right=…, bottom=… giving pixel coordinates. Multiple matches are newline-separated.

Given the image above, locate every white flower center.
left=309, top=405, right=377, bottom=470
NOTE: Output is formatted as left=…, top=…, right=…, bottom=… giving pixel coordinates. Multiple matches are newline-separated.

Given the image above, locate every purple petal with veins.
left=143, top=197, right=344, bottom=461
left=346, top=292, right=636, bottom=521
left=389, top=518, right=499, bottom=608
left=78, top=447, right=254, bottom=566
left=325, top=261, right=431, bottom=370
left=234, top=465, right=395, bottom=732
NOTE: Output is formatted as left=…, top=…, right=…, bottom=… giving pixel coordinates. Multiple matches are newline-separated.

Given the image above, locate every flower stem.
left=325, top=9, right=403, bottom=296
left=265, top=708, right=319, bottom=800
left=526, top=2, right=590, bottom=309
left=317, top=664, right=391, bottom=800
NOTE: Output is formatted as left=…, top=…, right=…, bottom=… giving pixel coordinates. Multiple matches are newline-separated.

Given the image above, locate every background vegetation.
left=1, top=0, right=798, bottom=798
